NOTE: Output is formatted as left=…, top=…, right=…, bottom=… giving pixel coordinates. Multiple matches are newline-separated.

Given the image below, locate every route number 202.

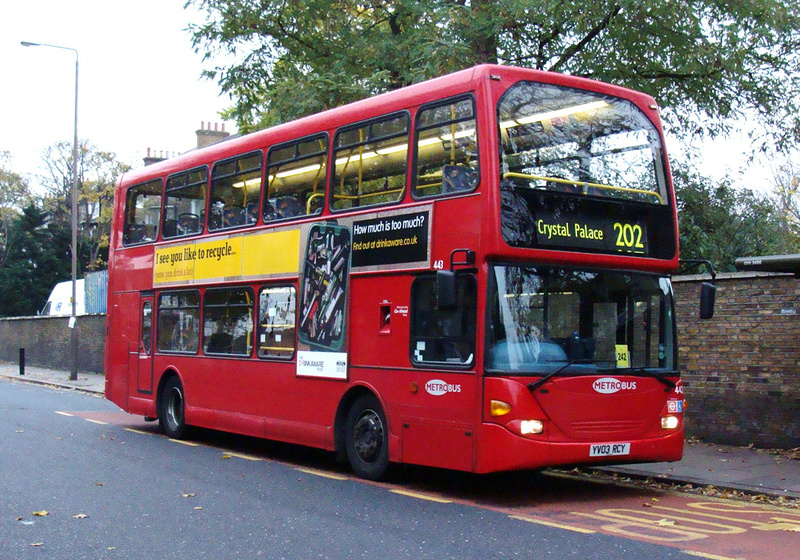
left=613, top=222, right=645, bottom=252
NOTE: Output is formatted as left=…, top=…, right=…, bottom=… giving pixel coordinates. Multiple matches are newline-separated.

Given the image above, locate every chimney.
left=196, top=121, right=231, bottom=149
left=143, top=147, right=167, bottom=167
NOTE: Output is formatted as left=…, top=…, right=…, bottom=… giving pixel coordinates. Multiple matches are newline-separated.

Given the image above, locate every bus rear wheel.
left=159, top=376, right=188, bottom=439
left=345, top=394, right=389, bottom=481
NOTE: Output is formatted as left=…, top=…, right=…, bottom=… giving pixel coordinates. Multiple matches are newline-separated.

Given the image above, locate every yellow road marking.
left=169, top=438, right=200, bottom=447
left=390, top=489, right=452, bottom=503
left=510, top=514, right=596, bottom=534
left=681, top=551, right=744, bottom=560
left=221, top=452, right=262, bottom=462
left=654, top=505, right=800, bottom=532
left=84, top=419, right=109, bottom=425
left=570, top=511, right=709, bottom=542
left=296, top=468, right=349, bottom=480
left=124, top=428, right=152, bottom=435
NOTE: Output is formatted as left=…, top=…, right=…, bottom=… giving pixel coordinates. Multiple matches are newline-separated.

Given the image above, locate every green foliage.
left=674, top=165, right=798, bottom=271
left=0, top=152, right=32, bottom=267
left=188, top=0, right=800, bottom=147
left=771, top=156, right=800, bottom=239
left=0, top=204, right=71, bottom=317
left=40, top=141, right=130, bottom=271
left=0, top=143, right=129, bottom=316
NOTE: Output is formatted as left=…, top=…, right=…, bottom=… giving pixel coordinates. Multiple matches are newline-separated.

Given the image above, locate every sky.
left=0, top=1, right=778, bottom=195
left=1, top=1, right=235, bottom=191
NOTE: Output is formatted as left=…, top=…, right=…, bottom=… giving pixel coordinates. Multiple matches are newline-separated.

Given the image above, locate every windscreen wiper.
left=527, top=359, right=592, bottom=393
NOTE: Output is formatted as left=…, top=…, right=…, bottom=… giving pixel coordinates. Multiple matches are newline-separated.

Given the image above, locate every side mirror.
left=436, top=270, right=457, bottom=310
left=700, top=281, right=715, bottom=320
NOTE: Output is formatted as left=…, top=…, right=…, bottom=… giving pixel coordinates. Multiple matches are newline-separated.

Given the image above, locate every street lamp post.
left=21, top=41, right=80, bottom=381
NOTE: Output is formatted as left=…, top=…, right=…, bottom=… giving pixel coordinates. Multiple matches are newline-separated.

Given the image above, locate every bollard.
left=19, top=348, right=25, bottom=376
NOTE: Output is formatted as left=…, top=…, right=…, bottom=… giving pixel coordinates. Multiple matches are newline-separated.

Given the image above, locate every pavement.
left=2, top=362, right=799, bottom=500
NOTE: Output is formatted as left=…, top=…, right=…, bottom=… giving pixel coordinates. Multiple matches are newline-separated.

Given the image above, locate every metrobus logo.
left=592, top=377, right=637, bottom=394
left=425, top=379, right=462, bottom=396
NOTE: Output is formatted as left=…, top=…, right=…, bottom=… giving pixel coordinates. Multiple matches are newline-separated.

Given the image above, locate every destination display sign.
left=501, top=189, right=675, bottom=259
left=535, top=210, right=648, bottom=255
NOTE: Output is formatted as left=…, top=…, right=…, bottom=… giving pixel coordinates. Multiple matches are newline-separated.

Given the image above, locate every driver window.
left=410, top=274, right=477, bottom=366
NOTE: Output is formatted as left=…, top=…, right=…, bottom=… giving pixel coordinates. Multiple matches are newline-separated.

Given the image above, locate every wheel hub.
left=353, top=409, right=383, bottom=464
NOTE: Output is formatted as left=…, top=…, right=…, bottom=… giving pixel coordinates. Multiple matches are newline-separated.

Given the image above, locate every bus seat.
left=125, top=224, right=147, bottom=244
left=276, top=196, right=304, bottom=218
left=442, top=165, right=477, bottom=193
left=163, top=219, right=178, bottom=238
left=565, top=336, right=595, bottom=361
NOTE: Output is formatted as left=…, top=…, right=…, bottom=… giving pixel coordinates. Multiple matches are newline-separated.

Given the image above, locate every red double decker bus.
left=105, top=64, right=690, bottom=480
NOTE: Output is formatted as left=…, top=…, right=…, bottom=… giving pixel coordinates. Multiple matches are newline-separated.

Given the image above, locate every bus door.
left=404, top=271, right=479, bottom=471
left=135, top=295, right=155, bottom=394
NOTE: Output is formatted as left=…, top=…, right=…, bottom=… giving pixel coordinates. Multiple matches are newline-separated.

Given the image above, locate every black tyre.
left=345, top=394, right=390, bottom=480
left=159, top=376, right=188, bottom=439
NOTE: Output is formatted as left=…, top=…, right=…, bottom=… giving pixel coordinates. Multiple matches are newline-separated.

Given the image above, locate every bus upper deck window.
left=163, top=167, right=208, bottom=239
left=498, top=82, right=668, bottom=206
left=123, top=179, right=163, bottom=246
left=414, top=96, right=479, bottom=199
left=264, top=135, right=328, bottom=222
left=209, top=152, right=262, bottom=232
left=331, top=113, right=409, bottom=211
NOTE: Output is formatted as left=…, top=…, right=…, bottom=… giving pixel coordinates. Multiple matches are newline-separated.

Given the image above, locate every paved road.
left=5, top=364, right=799, bottom=501
left=2, top=378, right=798, bottom=560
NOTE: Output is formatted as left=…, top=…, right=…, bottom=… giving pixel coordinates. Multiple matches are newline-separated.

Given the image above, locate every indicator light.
left=490, top=400, right=511, bottom=417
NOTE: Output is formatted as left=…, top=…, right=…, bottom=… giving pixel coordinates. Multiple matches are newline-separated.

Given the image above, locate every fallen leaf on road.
left=32, top=510, right=48, bottom=517
left=73, top=514, right=88, bottom=519
left=30, top=543, right=44, bottom=547
left=656, top=518, right=676, bottom=526
left=182, top=493, right=196, bottom=498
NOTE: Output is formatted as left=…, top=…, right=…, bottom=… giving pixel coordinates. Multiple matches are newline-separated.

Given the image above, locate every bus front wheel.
left=159, top=376, right=188, bottom=439
left=345, top=394, right=389, bottom=480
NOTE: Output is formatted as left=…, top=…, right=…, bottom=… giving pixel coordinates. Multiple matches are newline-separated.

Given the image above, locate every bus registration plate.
left=589, top=443, right=631, bottom=457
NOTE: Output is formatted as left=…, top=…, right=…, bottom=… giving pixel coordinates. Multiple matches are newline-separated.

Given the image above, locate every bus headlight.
left=661, top=415, right=679, bottom=430
left=520, top=420, right=544, bottom=435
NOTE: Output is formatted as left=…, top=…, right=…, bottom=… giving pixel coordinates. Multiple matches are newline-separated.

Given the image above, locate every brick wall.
left=0, top=315, right=105, bottom=374
left=674, top=272, right=800, bottom=448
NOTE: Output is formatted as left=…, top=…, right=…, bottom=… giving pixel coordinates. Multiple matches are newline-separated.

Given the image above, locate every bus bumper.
left=473, top=423, right=684, bottom=474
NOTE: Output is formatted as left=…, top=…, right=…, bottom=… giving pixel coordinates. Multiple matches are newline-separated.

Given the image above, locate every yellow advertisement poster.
left=154, top=229, right=301, bottom=286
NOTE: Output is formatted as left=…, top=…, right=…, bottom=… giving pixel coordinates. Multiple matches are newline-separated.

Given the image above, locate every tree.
left=771, top=154, right=800, bottom=240
left=674, top=165, right=798, bottom=271
left=0, top=152, right=32, bottom=267
left=188, top=0, right=800, bottom=147
left=0, top=204, right=71, bottom=317
left=39, top=141, right=130, bottom=271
